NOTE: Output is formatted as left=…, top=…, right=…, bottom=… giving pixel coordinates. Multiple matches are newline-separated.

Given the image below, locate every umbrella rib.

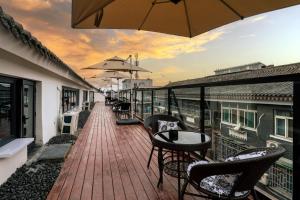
left=138, top=0, right=157, bottom=30
left=218, top=0, right=244, bottom=20
left=183, top=0, right=192, bottom=38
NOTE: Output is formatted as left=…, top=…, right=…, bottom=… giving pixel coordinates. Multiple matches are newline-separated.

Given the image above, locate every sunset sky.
left=1, top=0, right=300, bottom=86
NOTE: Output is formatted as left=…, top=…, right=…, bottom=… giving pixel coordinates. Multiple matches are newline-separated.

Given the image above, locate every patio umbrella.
left=82, top=56, right=150, bottom=119
left=72, top=0, right=300, bottom=37
left=82, top=56, right=150, bottom=73
left=91, top=71, right=129, bottom=97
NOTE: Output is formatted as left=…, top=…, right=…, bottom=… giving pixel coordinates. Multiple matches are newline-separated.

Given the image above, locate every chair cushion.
left=158, top=120, right=180, bottom=132
left=200, top=174, right=248, bottom=197
left=186, top=150, right=266, bottom=197
left=225, top=150, right=266, bottom=162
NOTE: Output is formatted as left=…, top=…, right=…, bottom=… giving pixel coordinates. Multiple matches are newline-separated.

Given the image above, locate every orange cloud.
left=0, top=0, right=224, bottom=85
left=9, top=0, right=52, bottom=11
left=111, top=30, right=224, bottom=60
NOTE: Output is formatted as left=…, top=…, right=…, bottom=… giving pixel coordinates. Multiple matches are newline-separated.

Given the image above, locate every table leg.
left=177, top=151, right=181, bottom=199
left=157, top=147, right=163, bottom=187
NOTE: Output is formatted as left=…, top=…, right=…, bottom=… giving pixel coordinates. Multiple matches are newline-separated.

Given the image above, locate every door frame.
left=21, top=79, right=36, bottom=140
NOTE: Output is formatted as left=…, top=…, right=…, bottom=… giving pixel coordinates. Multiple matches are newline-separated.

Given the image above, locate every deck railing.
left=118, top=74, right=300, bottom=200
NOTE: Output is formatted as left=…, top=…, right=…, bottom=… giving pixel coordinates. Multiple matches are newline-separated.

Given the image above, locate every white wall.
left=0, top=48, right=90, bottom=144
left=0, top=147, right=27, bottom=184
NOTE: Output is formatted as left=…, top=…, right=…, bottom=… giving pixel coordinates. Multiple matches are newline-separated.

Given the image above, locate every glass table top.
left=154, top=130, right=210, bottom=145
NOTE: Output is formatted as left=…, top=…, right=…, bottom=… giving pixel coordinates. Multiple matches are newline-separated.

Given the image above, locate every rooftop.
left=167, top=62, right=300, bottom=87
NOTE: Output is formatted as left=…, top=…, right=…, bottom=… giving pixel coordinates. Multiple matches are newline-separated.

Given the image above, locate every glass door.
left=23, top=81, right=35, bottom=138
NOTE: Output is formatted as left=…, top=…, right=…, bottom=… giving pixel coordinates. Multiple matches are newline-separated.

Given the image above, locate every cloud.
left=111, top=30, right=224, bottom=60
left=248, top=15, right=266, bottom=23
left=9, top=0, right=52, bottom=11
left=0, top=0, right=224, bottom=85
left=239, top=34, right=256, bottom=38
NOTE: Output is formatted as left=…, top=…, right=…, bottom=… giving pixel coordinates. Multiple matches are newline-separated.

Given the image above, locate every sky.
left=0, top=0, right=300, bottom=86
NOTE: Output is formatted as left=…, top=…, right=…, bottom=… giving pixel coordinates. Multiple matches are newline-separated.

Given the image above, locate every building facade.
left=0, top=8, right=95, bottom=184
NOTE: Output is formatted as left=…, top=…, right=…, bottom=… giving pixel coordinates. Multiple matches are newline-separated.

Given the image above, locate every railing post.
left=200, top=87, right=205, bottom=133
left=168, top=88, right=171, bottom=116
left=134, top=90, right=137, bottom=115
left=293, top=81, right=300, bottom=200
left=151, top=90, right=154, bottom=116
left=141, top=90, right=144, bottom=120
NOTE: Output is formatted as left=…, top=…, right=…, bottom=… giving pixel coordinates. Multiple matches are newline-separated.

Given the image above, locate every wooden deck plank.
left=47, top=102, right=205, bottom=200
left=92, top=107, right=104, bottom=200
left=80, top=107, right=99, bottom=200
left=105, top=109, right=139, bottom=200
left=47, top=111, right=96, bottom=200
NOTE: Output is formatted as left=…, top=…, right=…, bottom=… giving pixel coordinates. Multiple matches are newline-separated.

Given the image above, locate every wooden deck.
left=47, top=102, right=201, bottom=200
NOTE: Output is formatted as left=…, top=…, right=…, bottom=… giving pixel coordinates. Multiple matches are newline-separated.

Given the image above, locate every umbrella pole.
left=117, top=78, right=119, bottom=100
left=130, top=55, right=133, bottom=118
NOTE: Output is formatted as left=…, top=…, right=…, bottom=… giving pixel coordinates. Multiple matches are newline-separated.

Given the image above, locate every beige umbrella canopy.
left=91, top=71, right=129, bottom=79
left=86, top=77, right=112, bottom=88
left=82, top=56, right=150, bottom=72
left=72, top=0, right=300, bottom=37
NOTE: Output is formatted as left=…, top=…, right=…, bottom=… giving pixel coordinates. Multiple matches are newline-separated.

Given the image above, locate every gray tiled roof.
left=0, top=7, right=95, bottom=89
left=167, top=62, right=300, bottom=87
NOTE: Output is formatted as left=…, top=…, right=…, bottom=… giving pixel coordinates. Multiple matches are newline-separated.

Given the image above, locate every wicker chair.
left=115, top=102, right=131, bottom=119
left=144, top=114, right=187, bottom=169
left=180, top=147, right=286, bottom=200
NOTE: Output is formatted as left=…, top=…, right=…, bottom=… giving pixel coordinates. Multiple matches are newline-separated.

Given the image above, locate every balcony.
left=48, top=63, right=299, bottom=200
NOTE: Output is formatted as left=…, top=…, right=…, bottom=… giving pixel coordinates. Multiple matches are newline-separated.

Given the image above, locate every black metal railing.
left=117, top=74, right=299, bottom=199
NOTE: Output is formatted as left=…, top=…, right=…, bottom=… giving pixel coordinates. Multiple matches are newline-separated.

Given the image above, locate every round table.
left=153, top=130, right=211, bottom=199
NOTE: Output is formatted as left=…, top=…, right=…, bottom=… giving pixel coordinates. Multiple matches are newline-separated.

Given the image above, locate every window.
left=222, top=108, right=230, bottom=123
left=231, top=109, right=237, bottom=124
left=83, top=91, right=88, bottom=102
left=221, top=104, right=257, bottom=130
left=239, top=110, right=245, bottom=126
left=275, top=115, right=293, bottom=139
left=89, top=91, right=94, bottom=103
left=62, top=87, right=79, bottom=112
left=245, top=111, right=255, bottom=128
left=0, top=82, right=13, bottom=144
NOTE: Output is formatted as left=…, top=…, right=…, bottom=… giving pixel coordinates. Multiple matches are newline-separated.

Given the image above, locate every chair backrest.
left=144, top=114, right=187, bottom=140
left=119, top=102, right=131, bottom=110
left=189, top=147, right=285, bottom=194
left=233, top=147, right=285, bottom=192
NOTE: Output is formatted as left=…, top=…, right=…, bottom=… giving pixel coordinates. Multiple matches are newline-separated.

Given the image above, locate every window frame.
left=62, top=86, right=79, bottom=113
left=274, top=115, right=293, bottom=141
left=221, top=104, right=257, bottom=131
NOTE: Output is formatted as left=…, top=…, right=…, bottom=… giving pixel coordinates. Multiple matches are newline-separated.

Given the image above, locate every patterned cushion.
left=187, top=151, right=266, bottom=197
left=200, top=174, right=248, bottom=197
left=225, top=150, right=266, bottom=162
left=158, top=120, right=179, bottom=132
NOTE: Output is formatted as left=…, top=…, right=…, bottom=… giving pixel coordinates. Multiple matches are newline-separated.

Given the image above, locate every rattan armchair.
left=144, top=114, right=187, bottom=168
left=180, top=147, right=286, bottom=200
left=114, top=102, right=131, bottom=119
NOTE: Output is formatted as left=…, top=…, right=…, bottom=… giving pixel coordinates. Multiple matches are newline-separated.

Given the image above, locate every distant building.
left=166, top=62, right=296, bottom=200
left=0, top=7, right=95, bottom=184
left=122, top=79, right=153, bottom=90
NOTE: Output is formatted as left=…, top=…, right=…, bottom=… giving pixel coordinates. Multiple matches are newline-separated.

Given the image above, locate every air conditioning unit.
left=61, top=111, right=79, bottom=135
left=266, top=140, right=280, bottom=148
left=82, top=101, right=90, bottom=111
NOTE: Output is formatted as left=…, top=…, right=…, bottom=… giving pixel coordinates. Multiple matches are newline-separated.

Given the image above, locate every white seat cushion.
left=158, top=120, right=179, bottom=132
left=187, top=150, right=266, bottom=197
left=200, top=174, right=248, bottom=197
left=225, top=150, right=266, bottom=162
